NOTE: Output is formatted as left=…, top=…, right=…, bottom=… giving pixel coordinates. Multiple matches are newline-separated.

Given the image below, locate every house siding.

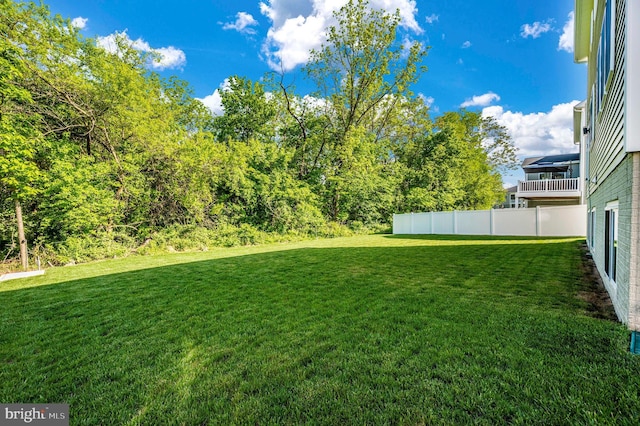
left=588, top=153, right=637, bottom=323
left=626, top=0, right=640, bottom=152
left=526, top=199, right=580, bottom=208
left=588, top=0, right=626, bottom=196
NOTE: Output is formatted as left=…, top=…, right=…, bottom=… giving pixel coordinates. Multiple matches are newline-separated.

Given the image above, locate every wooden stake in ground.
left=15, top=199, right=28, bottom=270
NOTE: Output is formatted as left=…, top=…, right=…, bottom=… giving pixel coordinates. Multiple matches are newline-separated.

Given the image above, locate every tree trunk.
left=15, top=199, right=28, bottom=270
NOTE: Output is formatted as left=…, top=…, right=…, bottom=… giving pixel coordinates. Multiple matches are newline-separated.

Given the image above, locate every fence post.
left=429, top=212, right=434, bottom=234
left=490, top=209, right=494, bottom=235
left=536, top=206, right=541, bottom=236
left=453, top=210, right=458, bottom=235
left=410, top=212, right=414, bottom=234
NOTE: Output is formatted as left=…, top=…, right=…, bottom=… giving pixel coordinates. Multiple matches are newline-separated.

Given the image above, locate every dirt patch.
left=576, top=242, right=618, bottom=322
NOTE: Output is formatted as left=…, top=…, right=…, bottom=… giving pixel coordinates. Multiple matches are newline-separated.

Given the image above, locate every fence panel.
left=493, top=209, right=538, bottom=236
left=392, top=214, right=412, bottom=234
left=457, top=210, right=491, bottom=235
left=538, top=205, right=587, bottom=236
left=412, top=212, right=431, bottom=234
left=432, top=212, right=454, bottom=234
left=392, top=205, right=586, bottom=237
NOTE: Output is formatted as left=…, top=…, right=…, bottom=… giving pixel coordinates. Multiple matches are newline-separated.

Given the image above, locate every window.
left=526, top=173, right=540, bottom=181
left=588, top=208, right=596, bottom=250
left=604, top=202, right=618, bottom=283
left=568, top=163, right=580, bottom=178
left=596, top=0, right=615, bottom=113
left=589, top=86, right=595, bottom=143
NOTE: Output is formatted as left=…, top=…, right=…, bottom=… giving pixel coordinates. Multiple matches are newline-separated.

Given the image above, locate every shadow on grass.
left=0, top=239, right=635, bottom=424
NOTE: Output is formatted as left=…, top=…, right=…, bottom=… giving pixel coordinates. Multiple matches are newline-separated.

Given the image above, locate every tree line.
left=0, top=0, right=516, bottom=267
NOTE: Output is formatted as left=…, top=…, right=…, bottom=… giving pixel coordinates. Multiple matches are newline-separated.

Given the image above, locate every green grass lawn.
left=1, top=235, right=639, bottom=424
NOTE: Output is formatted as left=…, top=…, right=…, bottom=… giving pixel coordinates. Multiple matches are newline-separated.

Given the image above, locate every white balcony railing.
left=517, top=178, right=580, bottom=193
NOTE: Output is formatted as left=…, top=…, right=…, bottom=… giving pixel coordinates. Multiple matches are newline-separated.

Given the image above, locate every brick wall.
left=628, top=154, right=640, bottom=329
left=587, top=153, right=637, bottom=324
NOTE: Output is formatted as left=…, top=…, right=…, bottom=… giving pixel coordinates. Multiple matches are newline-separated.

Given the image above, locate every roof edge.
left=574, top=0, right=593, bottom=63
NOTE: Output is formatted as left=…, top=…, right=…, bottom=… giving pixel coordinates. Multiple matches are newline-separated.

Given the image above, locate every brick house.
left=574, top=0, right=640, bottom=347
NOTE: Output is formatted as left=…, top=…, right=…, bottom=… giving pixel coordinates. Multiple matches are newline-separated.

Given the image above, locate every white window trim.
left=605, top=200, right=619, bottom=210
left=589, top=85, right=595, bottom=146
left=605, top=0, right=616, bottom=96
left=589, top=207, right=597, bottom=251
left=604, top=200, right=619, bottom=288
left=609, top=0, right=616, bottom=73
left=594, top=0, right=615, bottom=116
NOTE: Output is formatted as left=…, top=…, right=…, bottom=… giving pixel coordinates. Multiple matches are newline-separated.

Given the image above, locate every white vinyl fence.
left=393, top=205, right=587, bottom=237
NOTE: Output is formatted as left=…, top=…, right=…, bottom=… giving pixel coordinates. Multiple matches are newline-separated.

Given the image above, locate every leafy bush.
left=135, top=223, right=279, bottom=255
left=39, top=232, right=136, bottom=265
left=37, top=150, right=120, bottom=241
left=134, top=221, right=361, bottom=257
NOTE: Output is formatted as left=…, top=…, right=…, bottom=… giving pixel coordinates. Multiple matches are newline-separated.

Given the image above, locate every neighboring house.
left=514, top=153, right=584, bottom=208
left=497, top=185, right=525, bottom=209
left=574, top=0, right=640, bottom=346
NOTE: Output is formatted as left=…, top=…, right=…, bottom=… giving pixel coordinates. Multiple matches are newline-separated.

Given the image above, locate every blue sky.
left=45, top=0, right=585, bottom=186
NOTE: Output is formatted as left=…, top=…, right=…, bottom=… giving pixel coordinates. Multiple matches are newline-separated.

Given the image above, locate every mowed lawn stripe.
left=0, top=235, right=638, bottom=424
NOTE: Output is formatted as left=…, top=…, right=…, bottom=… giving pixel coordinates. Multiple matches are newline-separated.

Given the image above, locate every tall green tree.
left=1, top=0, right=519, bottom=266
left=1, top=1, right=217, bottom=255
left=300, top=0, right=428, bottom=221
left=398, top=110, right=509, bottom=212
left=0, top=3, right=44, bottom=268
left=213, top=76, right=276, bottom=143
left=305, top=0, right=427, bottom=139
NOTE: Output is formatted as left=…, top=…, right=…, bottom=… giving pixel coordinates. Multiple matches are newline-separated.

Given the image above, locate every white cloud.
left=262, top=13, right=327, bottom=70
left=418, top=93, right=437, bottom=112
left=482, top=101, right=580, bottom=157
left=260, top=0, right=422, bottom=71
left=425, top=14, right=438, bottom=24
left=460, top=92, right=500, bottom=108
left=558, top=12, right=574, bottom=52
left=461, top=40, right=471, bottom=49
left=196, top=79, right=232, bottom=116
left=373, top=0, right=421, bottom=32
left=259, top=0, right=314, bottom=28
left=71, top=16, right=88, bottom=29
left=96, top=33, right=126, bottom=53
left=400, top=35, right=423, bottom=59
left=96, top=30, right=186, bottom=70
left=301, top=94, right=328, bottom=109
left=418, top=93, right=434, bottom=107
left=151, top=46, right=186, bottom=70
left=520, top=21, right=553, bottom=39
left=222, top=12, right=259, bottom=34
left=197, top=91, right=224, bottom=116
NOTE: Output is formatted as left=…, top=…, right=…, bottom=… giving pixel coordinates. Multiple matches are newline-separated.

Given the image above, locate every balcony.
left=517, top=177, right=580, bottom=193
left=515, top=178, right=582, bottom=203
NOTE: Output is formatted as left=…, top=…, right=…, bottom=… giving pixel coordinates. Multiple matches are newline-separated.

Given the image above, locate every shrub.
left=39, top=232, right=136, bottom=265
